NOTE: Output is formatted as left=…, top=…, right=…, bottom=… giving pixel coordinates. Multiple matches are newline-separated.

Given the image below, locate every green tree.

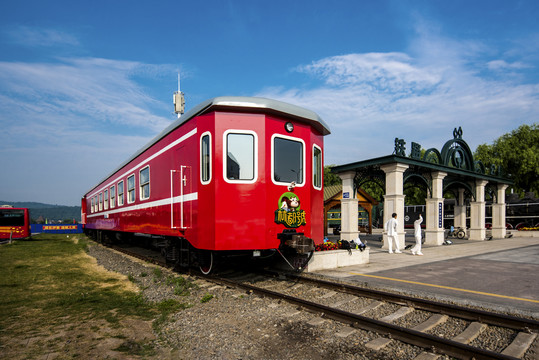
left=323, top=165, right=342, bottom=186
left=361, top=182, right=384, bottom=202
left=474, top=123, right=538, bottom=196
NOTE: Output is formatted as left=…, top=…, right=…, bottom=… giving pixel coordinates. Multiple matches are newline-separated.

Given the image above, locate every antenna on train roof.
left=173, top=71, right=185, bottom=119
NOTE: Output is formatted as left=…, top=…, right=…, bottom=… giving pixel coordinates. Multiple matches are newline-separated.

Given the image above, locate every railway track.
left=104, top=243, right=538, bottom=360
left=211, top=271, right=538, bottom=360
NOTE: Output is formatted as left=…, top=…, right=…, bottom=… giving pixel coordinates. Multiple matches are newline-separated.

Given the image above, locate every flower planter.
left=305, top=248, right=369, bottom=272
left=510, top=230, right=539, bottom=238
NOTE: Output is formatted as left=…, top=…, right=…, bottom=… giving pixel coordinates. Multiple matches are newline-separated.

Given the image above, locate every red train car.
left=82, top=97, right=330, bottom=273
left=0, top=207, right=31, bottom=240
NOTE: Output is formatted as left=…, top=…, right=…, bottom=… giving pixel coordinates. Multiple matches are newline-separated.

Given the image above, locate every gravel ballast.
left=87, top=243, right=530, bottom=359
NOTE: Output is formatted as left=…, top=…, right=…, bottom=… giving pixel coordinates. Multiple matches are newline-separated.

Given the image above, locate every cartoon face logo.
left=275, top=192, right=306, bottom=228
left=278, top=192, right=301, bottom=212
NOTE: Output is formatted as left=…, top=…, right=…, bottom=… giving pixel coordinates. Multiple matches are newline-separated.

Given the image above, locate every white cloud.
left=258, top=34, right=539, bottom=166
left=487, top=59, right=529, bottom=71
left=3, top=25, right=80, bottom=47
left=0, top=58, right=173, bottom=138
left=298, top=53, right=441, bottom=94
left=0, top=57, right=178, bottom=205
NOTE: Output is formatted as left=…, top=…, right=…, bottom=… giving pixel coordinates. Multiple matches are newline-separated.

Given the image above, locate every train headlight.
left=285, top=122, right=294, bottom=133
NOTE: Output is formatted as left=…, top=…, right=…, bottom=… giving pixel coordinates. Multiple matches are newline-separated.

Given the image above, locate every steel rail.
left=103, top=242, right=538, bottom=332
left=212, top=275, right=519, bottom=360
left=95, top=243, right=529, bottom=359
left=281, top=273, right=539, bottom=332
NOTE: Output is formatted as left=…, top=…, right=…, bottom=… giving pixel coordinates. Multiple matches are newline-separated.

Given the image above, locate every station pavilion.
left=330, top=128, right=513, bottom=250
left=324, top=184, right=379, bottom=236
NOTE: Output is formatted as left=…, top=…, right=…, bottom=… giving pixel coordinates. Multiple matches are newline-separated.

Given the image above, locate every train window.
left=94, top=195, right=98, bottom=212
left=104, top=189, right=109, bottom=210
left=224, top=131, right=257, bottom=183
left=110, top=185, right=115, bottom=208
left=313, top=145, right=322, bottom=190
left=127, top=175, right=135, bottom=203
left=91, top=197, right=95, bottom=214
left=118, top=180, right=124, bottom=206
left=272, top=135, right=305, bottom=185
left=201, top=133, right=212, bottom=184
left=99, top=193, right=103, bottom=211
left=140, top=166, right=150, bottom=200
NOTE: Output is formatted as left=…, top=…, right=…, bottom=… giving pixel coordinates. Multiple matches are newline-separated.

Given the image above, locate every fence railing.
left=31, top=224, right=83, bottom=234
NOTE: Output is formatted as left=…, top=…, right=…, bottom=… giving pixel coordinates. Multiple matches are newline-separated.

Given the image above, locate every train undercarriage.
left=84, top=229, right=315, bottom=274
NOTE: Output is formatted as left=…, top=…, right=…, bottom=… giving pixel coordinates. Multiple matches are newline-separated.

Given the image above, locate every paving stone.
left=380, top=306, right=414, bottom=323
left=355, top=300, right=383, bottom=315
left=335, top=327, right=357, bottom=338
left=501, top=331, right=537, bottom=358
left=307, top=317, right=326, bottom=326
left=412, top=352, right=440, bottom=360
left=412, top=314, right=448, bottom=332
left=452, top=322, right=487, bottom=344
left=365, top=337, right=391, bottom=350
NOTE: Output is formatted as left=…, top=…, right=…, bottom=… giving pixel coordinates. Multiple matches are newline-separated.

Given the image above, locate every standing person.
left=411, top=214, right=423, bottom=255
left=384, top=213, right=401, bottom=254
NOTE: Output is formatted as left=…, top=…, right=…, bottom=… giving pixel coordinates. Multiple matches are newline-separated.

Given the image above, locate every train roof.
left=85, top=97, right=330, bottom=196
left=185, top=96, right=330, bottom=135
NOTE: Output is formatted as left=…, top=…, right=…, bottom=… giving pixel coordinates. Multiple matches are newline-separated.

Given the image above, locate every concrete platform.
left=311, top=235, right=539, bottom=318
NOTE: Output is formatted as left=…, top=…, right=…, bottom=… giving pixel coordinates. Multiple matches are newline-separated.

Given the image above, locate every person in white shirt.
left=384, top=213, right=401, bottom=254
left=411, top=214, right=423, bottom=255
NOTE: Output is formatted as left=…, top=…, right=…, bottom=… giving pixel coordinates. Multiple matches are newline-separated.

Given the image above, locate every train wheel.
left=198, top=250, right=214, bottom=275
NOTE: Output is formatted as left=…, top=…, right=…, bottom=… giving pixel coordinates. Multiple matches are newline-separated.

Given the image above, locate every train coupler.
left=278, top=230, right=315, bottom=255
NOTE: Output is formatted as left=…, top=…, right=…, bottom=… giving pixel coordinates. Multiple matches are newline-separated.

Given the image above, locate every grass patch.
left=152, top=299, right=192, bottom=331
left=114, top=339, right=156, bottom=357
left=153, top=267, right=163, bottom=279
left=201, top=293, right=214, bottom=303
left=0, top=234, right=203, bottom=358
left=0, top=234, right=156, bottom=335
left=166, top=275, right=197, bottom=296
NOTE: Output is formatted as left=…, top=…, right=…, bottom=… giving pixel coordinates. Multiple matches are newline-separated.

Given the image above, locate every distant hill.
left=0, top=201, right=81, bottom=223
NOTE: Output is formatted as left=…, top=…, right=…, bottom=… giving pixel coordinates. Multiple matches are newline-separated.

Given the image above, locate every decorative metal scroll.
left=453, top=126, right=463, bottom=139
left=440, top=132, right=474, bottom=171
left=422, top=148, right=442, bottom=164
left=404, top=167, right=432, bottom=196
left=353, top=167, right=386, bottom=199
left=397, top=127, right=506, bottom=177
left=443, top=179, right=476, bottom=202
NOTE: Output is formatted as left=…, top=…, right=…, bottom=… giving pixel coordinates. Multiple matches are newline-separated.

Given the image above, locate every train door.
left=171, top=165, right=192, bottom=230
left=180, top=165, right=192, bottom=229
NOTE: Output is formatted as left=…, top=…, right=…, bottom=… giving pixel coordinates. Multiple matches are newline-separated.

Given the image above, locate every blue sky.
left=1, top=0, right=538, bottom=206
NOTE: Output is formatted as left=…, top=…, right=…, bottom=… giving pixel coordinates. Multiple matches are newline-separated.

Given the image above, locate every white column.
left=492, top=184, right=509, bottom=239
left=425, top=171, right=447, bottom=245
left=381, top=163, right=409, bottom=250
left=469, top=180, right=489, bottom=240
left=339, top=171, right=359, bottom=241
left=454, top=188, right=467, bottom=234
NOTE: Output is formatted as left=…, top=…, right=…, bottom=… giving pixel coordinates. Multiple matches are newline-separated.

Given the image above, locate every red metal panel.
left=0, top=208, right=31, bottom=240
left=212, top=112, right=267, bottom=250
left=84, top=104, right=326, bottom=252
left=84, top=120, right=199, bottom=239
